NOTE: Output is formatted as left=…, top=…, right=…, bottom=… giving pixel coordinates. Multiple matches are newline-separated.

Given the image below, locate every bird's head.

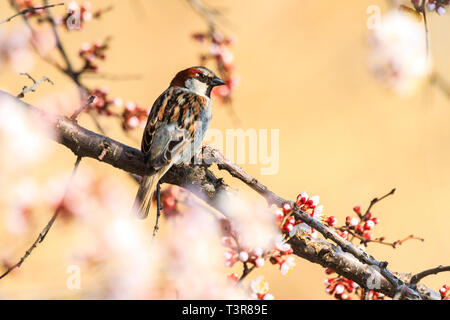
left=170, top=66, right=226, bottom=97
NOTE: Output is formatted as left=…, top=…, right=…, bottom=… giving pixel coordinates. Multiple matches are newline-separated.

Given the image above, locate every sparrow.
left=133, top=66, right=226, bottom=219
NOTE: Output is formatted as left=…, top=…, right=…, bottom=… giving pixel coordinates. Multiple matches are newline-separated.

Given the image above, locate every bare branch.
left=70, top=95, right=96, bottom=121
left=339, top=228, right=424, bottom=248
left=0, top=156, right=82, bottom=280
left=0, top=2, right=64, bottom=24
left=361, top=188, right=396, bottom=220
left=43, top=0, right=78, bottom=80
left=412, top=0, right=430, bottom=59
left=17, top=73, right=54, bottom=99
left=238, top=263, right=255, bottom=283
left=411, top=265, right=450, bottom=286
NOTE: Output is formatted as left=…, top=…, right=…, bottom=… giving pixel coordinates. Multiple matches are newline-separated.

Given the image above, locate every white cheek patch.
left=185, top=78, right=208, bottom=96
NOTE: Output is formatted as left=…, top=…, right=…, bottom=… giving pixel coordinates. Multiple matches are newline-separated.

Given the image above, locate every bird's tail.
left=132, top=174, right=159, bottom=219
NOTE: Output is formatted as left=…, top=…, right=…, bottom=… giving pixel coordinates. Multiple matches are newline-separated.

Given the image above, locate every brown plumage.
left=132, top=66, right=225, bottom=219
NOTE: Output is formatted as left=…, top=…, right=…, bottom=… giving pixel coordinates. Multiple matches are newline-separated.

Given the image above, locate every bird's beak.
left=211, top=76, right=226, bottom=86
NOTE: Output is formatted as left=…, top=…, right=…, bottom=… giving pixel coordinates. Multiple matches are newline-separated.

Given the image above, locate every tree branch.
left=410, top=265, right=450, bottom=286
left=0, top=90, right=441, bottom=299
left=17, top=73, right=54, bottom=99
left=0, top=2, right=64, bottom=24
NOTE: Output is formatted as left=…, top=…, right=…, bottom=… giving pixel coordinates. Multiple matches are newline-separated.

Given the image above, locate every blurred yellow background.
left=0, top=0, right=449, bottom=299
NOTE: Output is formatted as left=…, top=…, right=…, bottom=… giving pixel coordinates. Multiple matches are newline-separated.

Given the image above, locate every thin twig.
left=17, top=73, right=54, bottom=99
left=238, top=263, right=255, bottom=283
left=8, top=1, right=65, bottom=71
left=410, top=265, right=450, bottom=285
left=70, top=95, right=96, bottom=121
left=43, top=0, right=77, bottom=78
left=0, top=2, right=64, bottom=24
left=0, top=156, right=82, bottom=280
left=417, top=0, right=430, bottom=60
left=339, top=228, right=424, bottom=248
left=362, top=188, right=396, bottom=220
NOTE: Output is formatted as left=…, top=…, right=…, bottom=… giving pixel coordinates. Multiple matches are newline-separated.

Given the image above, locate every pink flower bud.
left=335, top=284, right=345, bottom=295
left=274, top=209, right=284, bottom=220
left=283, top=223, right=294, bottom=233
left=255, top=257, right=265, bottom=267
left=364, top=220, right=375, bottom=230
left=326, top=216, right=337, bottom=227
left=221, top=236, right=233, bottom=248
left=355, top=225, right=364, bottom=233
left=223, top=251, right=234, bottom=260
left=325, top=268, right=334, bottom=275
left=227, top=273, right=239, bottom=282
left=282, top=202, right=292, bottom=214
left=126, top=116, right=140, bottom=129
left=341, top=293, right=351, bottom=300
left=239, top=251, right=249, bottom=262
left=363, top=232, right=372, bottom=240
left=339, top=230, right=349, bottom=239
left=253, top=247, right=263, bottom=257
left=350, top=217, right=359, bottom=227
left=297, top=192, right=308, bottom=205
left=287, top=216, right=295, bottom=225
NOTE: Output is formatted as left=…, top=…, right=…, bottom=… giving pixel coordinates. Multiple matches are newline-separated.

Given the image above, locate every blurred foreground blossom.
left=159, top=207, right=245, bottom=299
left=100, top=215, right=156, bottom=299
left=217, top=192, right=279, bottom=251
left=0, top=94, right=54, bottom=177
left=367, top=10, right=431, bottom=95
left=4, top=179, right=38, bottom=235
left=0, top=26, right=34, bottom=73
left=30, top=25, right=57, bottom=57
left=35, top=90, right=80, bottom=114
left=65, top=174, right=158, bottom=299
left=66, top=180, right=245, bottom=299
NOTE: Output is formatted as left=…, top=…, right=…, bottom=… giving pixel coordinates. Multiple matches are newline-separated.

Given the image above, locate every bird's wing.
left=141, top=87, right=207, bottom=169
